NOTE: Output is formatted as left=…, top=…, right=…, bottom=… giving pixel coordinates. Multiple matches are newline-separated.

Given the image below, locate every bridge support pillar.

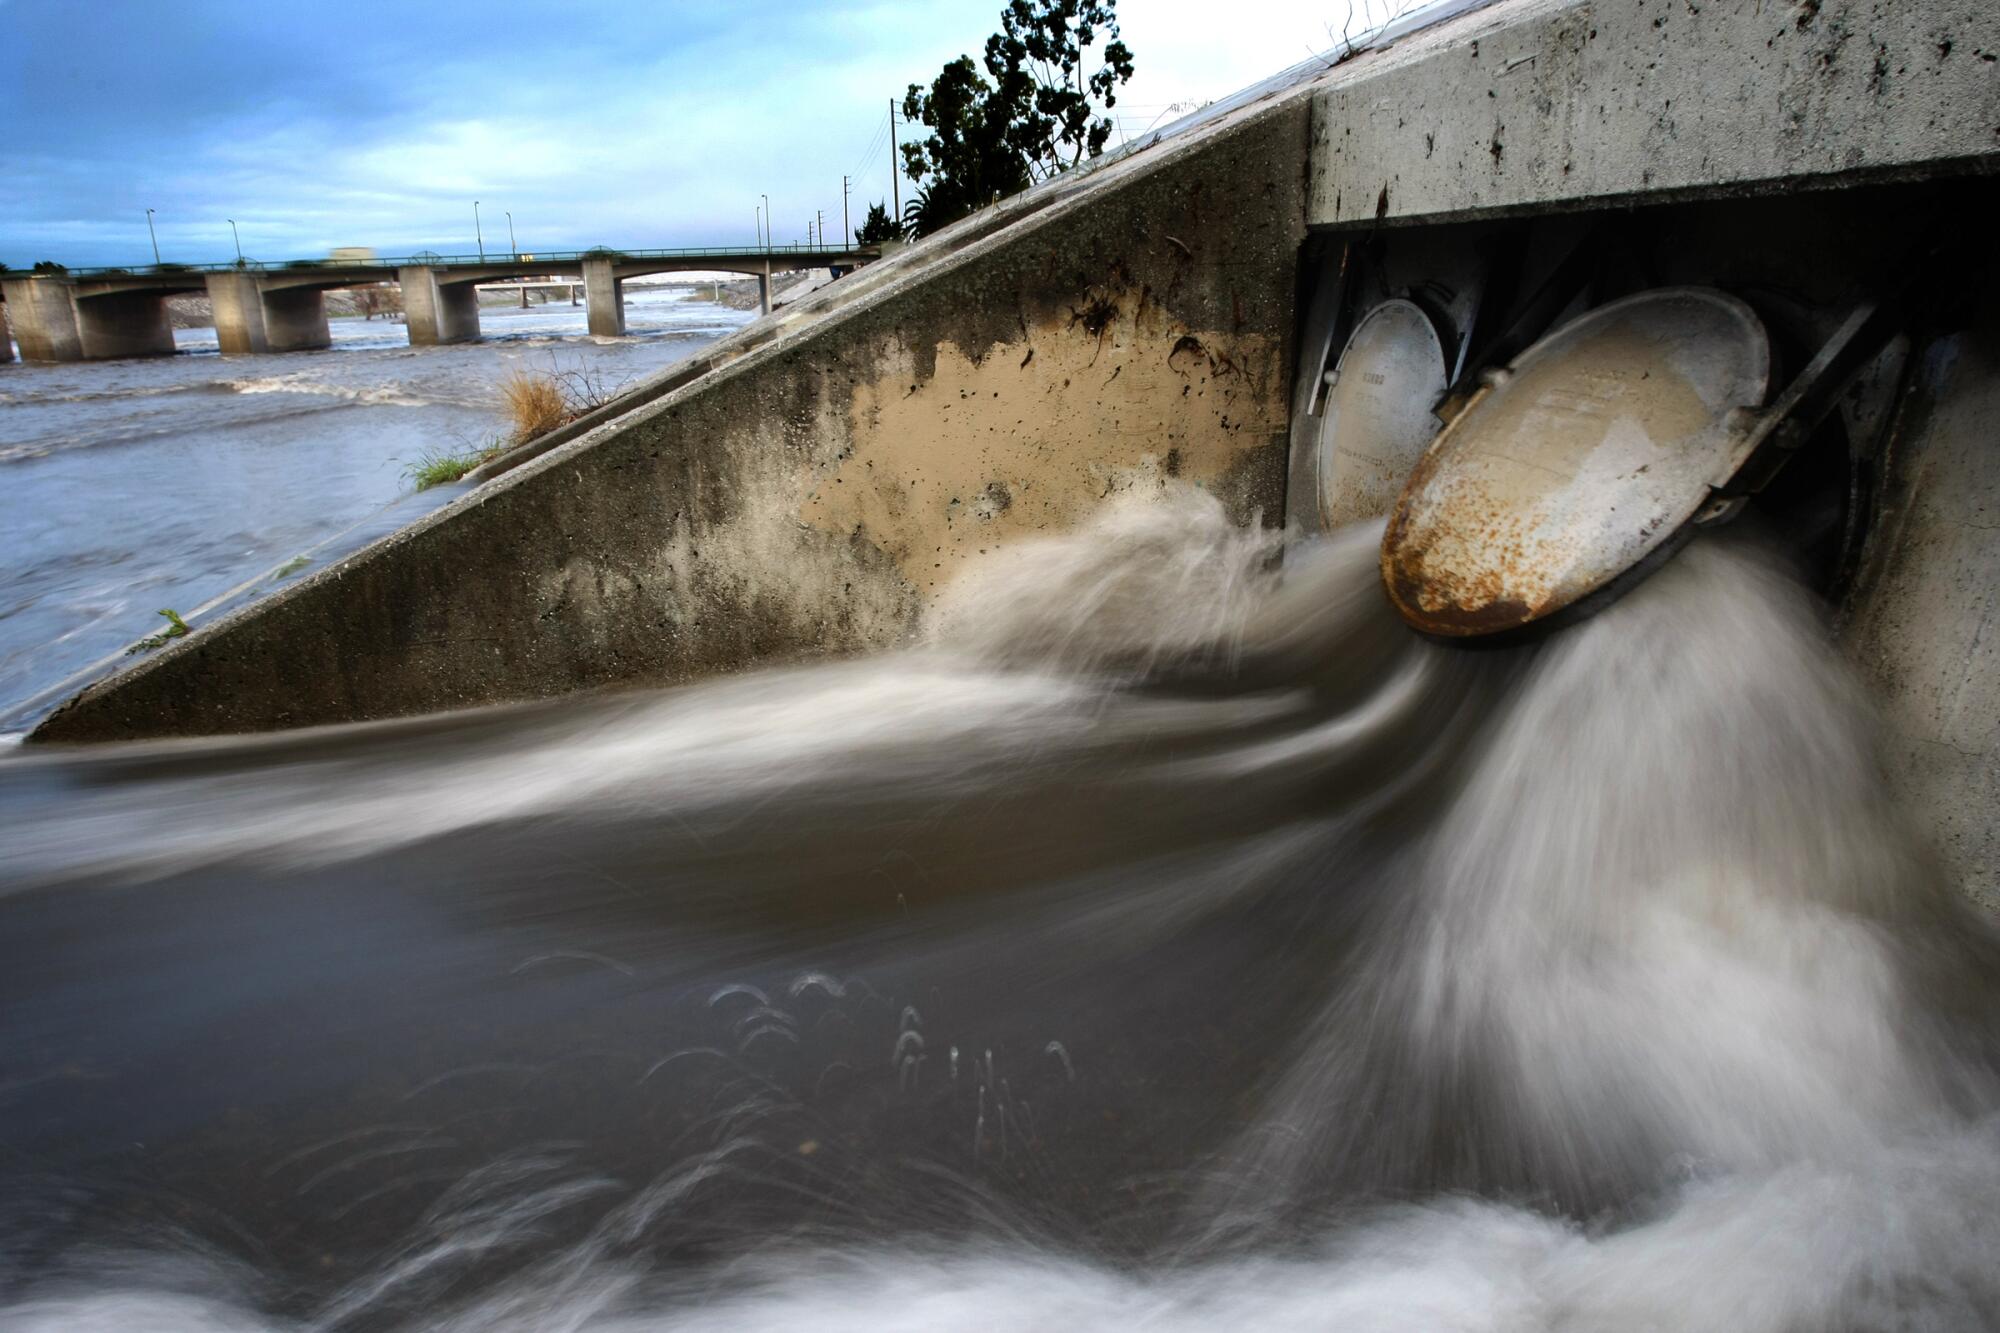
left=207, top=273, right=269, bottom=353
left=209, top=275, right=332, bottom=354
left=582, top=258, right=624, bottom=337
left=759, top=261, right=772, bottom=317
left=399, top=267, right=480, bottom=346
left=1, top=278, right=83, bottom=361
left=261, top=286, right=331, bottom=352
left=74, top=291, right=176, bottom=359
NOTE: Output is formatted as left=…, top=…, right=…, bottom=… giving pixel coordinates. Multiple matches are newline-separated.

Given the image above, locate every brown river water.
left=0, top=290, right=751, bottom=735
left=0, top=490, right=1995, bottom=1329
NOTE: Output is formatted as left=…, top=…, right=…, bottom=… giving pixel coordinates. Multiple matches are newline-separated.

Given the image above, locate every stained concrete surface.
left=1842, top=286, right=2000, bottom=913
left=1311, top=0, right=2000, bottom=228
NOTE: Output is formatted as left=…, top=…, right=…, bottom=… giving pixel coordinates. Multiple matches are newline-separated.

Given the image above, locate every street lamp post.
left=505, top=211, right=517, bottom=261
left=754, top=204, right=762, bottom=250
left=145, top=208, right=160, bottom=265
left=474, top=200, right=485, bottom=261
left=227, top=218, right=242, bottom=263
left=761, top=194, right=770, bottom=250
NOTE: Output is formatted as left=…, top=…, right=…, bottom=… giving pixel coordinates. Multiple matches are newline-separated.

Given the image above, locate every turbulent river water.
left=0, top=289, right=752, bottom=733
left=0, top=491, right=1994, bottom=1330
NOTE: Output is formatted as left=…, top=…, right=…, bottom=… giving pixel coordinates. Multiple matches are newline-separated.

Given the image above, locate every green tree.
left=992, top=0, right=1134, bottom=177
left=854, top=201, right=902, bottom=246
left=900, top=0, right=1134, bottom=236
left=900, top=55, right=1033, bottom=235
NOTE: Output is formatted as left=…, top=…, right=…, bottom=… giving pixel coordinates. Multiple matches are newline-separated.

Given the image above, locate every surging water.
left=0, top=489, right=1994, bottom=1329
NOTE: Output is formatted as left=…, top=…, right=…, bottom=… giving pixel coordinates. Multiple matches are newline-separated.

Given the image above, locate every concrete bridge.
left=0, top=245, right=877, bottom=362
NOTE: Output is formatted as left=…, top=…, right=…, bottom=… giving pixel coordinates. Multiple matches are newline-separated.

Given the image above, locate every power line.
left=853, top=135, right=888, bottom=186
left=850, top=110, right=891, bottom=180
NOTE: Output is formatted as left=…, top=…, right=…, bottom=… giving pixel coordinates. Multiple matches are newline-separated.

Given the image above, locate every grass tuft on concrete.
left=405, top=444, right=504, bottom=490
left=401, top=365, right=630, bottom=492
left=501, top=370, right=567, bottom=440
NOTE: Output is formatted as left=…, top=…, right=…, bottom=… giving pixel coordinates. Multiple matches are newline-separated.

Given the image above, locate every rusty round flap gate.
left=1381, top=288, right=1770, bottom=638
left=1317, top=299, right=1450, bottom=528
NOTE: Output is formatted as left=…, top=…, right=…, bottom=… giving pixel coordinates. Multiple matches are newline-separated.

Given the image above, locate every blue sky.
left=0, top=0, right=1360, bottom=267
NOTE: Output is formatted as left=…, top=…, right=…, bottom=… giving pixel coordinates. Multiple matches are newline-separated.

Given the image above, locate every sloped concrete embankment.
left=33, top=102, right=1308, bottom=741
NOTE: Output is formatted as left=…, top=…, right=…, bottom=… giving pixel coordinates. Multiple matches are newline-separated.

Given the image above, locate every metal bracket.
left=1706, top=299, right=1899, bottom=501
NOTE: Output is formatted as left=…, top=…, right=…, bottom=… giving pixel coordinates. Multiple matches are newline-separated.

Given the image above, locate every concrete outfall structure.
left=0, top=298, right=14, bottom=362
left=26, top=0, right=2000, bottom=911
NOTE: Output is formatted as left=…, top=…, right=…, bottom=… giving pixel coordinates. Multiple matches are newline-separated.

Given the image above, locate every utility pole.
left=227, top=218, right=242, bottom=263
left=145, top=208, right=160, bottom=265
left=888, top=99, right=900, bottom=218
left=842, top=175, right=850, bottom=246
left=817, top=209, right=825, bottom=250
left=474, top=200, right=484, bottom=261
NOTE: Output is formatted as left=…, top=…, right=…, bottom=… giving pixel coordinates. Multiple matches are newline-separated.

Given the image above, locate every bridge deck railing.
left=45, top=244, right=867, bottom=281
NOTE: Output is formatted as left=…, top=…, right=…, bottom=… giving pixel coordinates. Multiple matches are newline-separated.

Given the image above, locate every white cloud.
left=4, top=0, right=1383, bottom=264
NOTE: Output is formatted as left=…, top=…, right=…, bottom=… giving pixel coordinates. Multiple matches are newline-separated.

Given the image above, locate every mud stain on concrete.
left=801, top=293, right=1282, bottom=594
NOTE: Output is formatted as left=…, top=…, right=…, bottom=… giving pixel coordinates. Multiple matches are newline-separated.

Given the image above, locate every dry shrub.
left=500, top=370, right=567, bottom=442
left=550, top=365, right=620, bottom=416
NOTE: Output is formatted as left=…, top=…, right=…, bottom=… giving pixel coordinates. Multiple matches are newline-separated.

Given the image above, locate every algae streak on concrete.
left=33, top=101, right=1308, bottom=742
